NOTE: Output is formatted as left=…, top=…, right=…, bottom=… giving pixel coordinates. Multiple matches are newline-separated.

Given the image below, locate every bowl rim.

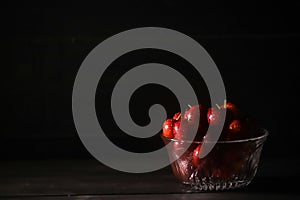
left=161, top=128, right=269, bottom=144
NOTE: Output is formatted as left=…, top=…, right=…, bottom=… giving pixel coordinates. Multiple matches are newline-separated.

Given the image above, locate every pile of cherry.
left=162, top=101, right=261, bottom=180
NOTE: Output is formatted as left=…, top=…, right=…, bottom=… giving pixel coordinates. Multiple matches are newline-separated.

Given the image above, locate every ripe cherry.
left=192, top=144, right=202, bottom=167
left=226, top=119, right=251, bottom=140
left=207, top=107, right=222, bottom=125
left=229, top=119, right=242, bottom=133
left=173, top=112, right=181, bottom=121
left=173, top=120, right=181, bottom=138
left=181, top=104, right=208, bottom=141
left=221, top=101, right=240, bottom=119
left=207, top=101, right=239, bottom=127
left=174, top=119, right=188, bottom=140
left=184, top=105, right=200, bottom=123
left=175, top=151, right=196, bottom=182
left=162, top=119, right=174, bottom=139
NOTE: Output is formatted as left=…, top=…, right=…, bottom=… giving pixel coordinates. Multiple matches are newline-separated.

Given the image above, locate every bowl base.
left=182, top=178, right=251, bottom=191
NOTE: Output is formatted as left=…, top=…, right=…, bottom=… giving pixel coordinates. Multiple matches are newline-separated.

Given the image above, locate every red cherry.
left=207, top=107, right=222, bottom=125
left=176, top=119, right=202, bottom=141
left=224, top=102, right=238, bottom=112
left=192, top=144, right=202, bottom=167
left=228, top=117, right=258, bottom=139
left=174, top=151, right=195, bottom=182
left=183, top=105, right=200, bottom=123
left=224, top=102, right=235, bottom=109
left=173, top=112, right=181, bottom=121
left=172, top=140, right=196, bottom=160
left=229, top=119, right=242, bottom=133
left=207, top=102, right=239, bottom=127
left=226, top=119, right=253, bottom=140
left=181, top=104, right=208, bottom=141
left=162, top=119, right=174, bottom=139
left=221, top=102, right=240, bottom=119
left=174, top=119, right=188, bottom=140
left=173, top=120, right=181, bottom=138
left=184, top=104, right=208, bottom=125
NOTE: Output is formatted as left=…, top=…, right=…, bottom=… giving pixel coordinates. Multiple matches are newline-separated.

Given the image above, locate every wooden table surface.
left=0, top=158, right=299, bottom=199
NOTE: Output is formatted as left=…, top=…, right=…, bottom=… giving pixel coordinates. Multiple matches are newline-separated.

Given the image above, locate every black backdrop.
left=2, top=1, right=300, bottom=162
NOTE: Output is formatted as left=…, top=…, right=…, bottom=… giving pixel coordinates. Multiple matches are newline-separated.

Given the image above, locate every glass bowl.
left=161, top=129, right=268, bottom=191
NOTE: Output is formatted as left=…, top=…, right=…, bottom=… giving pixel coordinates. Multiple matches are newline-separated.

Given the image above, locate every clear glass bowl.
left=161, top=129, right=268, bottom=191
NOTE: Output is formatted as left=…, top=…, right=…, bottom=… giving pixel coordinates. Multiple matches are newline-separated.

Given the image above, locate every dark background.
left=2, top=1, right=300, bottom=162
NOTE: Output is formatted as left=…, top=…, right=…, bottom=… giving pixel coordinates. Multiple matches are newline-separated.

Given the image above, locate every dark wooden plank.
left=0, top=159, right=181, bottom=196
left=0, top=158, right=299, bottom=197
left=1, top=193, right=299, bottom=200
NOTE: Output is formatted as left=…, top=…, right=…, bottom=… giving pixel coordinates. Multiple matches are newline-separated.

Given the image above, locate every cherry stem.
left=176, top=113, right=182, bottom=121
left=187, top=104, right=192, bottom=108
left=216, top=104, right=221, bottom=109
left=224, top=99, right=227, bottom=108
